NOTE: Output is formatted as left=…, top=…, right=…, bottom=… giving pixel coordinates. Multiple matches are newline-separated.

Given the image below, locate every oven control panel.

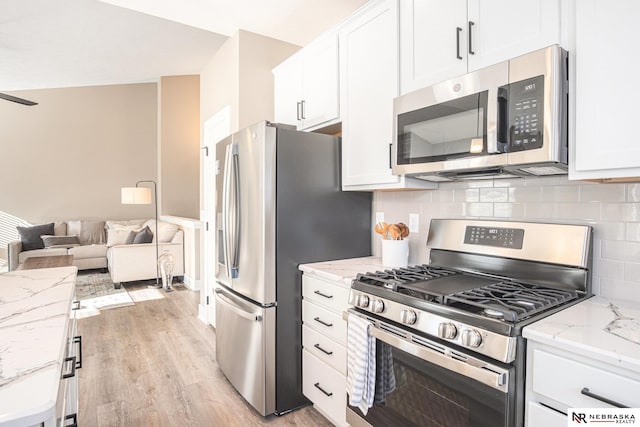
left=464, top=226, right=524, bottom=249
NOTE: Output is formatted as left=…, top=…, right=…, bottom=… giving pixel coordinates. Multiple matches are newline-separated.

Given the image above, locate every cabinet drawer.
left=303, top=350, right=348, bottom=427
left=302, top=275, right=350, bottom=313
left=532, top=349, right=640, bottom=408
left=526, top=402, right=565, bottom=427
left=303, top=325, right=347, bottom=375
left=303, top=300, right=347, bottom=345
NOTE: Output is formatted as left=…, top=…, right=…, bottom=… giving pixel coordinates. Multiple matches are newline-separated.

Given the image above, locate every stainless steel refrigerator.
left=214, top=121, right=371, bottom=416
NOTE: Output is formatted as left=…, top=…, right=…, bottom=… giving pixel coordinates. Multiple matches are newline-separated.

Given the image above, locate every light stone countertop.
left=0, top=266, right=78, bottom=426
left=299, top=256, right=388, bottom=287
left=523, top=296, right=640, bottom=373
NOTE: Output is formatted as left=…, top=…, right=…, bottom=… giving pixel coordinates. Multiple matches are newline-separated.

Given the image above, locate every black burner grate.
left=355, top=265, right=458, bottom=291
left=446, top=282, right=579, bottom=322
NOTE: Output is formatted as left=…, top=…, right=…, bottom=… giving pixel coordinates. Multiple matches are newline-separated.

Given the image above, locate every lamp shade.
left=121, top=187, right=152, bottom=204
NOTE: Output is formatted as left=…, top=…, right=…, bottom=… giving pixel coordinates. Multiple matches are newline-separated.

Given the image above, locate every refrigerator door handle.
left=228, top=144, right=240, bottom=278
left=215, top=289, right=263, bottom=322
left=222, top=144, right=240, bottom=279
left=221, top=144, right=232, bottom=277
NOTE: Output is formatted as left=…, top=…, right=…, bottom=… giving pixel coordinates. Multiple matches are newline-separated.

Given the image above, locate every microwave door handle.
left=487, top=86, right=501, bottom=154
left=369, top=324, right=508, bottom=392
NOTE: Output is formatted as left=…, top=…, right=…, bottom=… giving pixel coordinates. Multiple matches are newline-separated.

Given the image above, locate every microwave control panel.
left=505, top=75, right=544, bottom=152
left=464, top=226, right=525, bottom=249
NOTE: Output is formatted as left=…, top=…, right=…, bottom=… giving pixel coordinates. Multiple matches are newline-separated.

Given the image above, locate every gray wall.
left=0, top=83, right=158, bottom=223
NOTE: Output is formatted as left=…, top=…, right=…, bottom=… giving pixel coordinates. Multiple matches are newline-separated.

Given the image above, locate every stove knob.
left=438, top=322, right=458, bottom=340
left=371, top=299, right=385, bottom=313
left=355, top=294, right=370, bottom=308
left=461, top=329, right=483, bottom=348
left=400, top=309, right=417, bottom=325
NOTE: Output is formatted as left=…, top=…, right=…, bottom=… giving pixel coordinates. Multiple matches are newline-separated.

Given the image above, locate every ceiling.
left=0, top=0, right=367, bottom=92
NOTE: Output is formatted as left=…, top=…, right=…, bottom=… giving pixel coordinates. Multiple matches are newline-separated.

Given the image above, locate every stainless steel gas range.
left=346, top=219, right=593, bottom=427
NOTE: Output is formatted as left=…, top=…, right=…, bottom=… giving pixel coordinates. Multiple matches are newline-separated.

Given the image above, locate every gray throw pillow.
left=124, top=231, right=136, bottom=245
left=41, top=235, right=81, bottom=248
left=17, top=223, right=55, bottom=251
left=132, top=226, right=153, bottom=244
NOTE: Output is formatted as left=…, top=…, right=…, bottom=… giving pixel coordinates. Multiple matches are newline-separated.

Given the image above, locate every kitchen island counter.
left=0, top=266, right=78, bottom=426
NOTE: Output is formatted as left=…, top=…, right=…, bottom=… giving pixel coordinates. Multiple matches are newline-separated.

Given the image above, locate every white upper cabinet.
left=340, top=0, right=436, bottom=191
left=400, top=0, right=562, bottom=95
left=570, top=0, right=640, bottom=180
left=273, top=33, right=340, bottom=131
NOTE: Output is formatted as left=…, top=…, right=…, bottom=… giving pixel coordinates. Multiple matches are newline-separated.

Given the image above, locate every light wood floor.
left=78, top=284, right=333, bottom=427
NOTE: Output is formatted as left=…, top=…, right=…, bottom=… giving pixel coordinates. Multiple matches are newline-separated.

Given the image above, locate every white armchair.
left=107, top=230, right=184, bottom=288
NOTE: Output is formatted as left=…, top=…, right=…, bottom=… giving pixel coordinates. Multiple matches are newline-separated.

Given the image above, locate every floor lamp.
left=121, top=180, right=160, bottom=288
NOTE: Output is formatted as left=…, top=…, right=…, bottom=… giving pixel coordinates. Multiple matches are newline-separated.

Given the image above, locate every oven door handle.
left=369, top=326, right=508, bottom=392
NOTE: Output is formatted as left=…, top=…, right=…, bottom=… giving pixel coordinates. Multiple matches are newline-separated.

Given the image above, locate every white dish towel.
left=346, top=313, right=376, bottom=415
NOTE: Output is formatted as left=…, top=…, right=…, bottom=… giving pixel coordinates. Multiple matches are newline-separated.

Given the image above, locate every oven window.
left=396, top=91, right=488, bottom=165
left=349, top=342, right=510, bottom=427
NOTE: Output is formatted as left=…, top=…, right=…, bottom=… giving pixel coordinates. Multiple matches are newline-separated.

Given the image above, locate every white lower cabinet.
left=302, top=274, right=349, bottom=427
left=303, top=350, right=348, bottom=427
left=525, top=343, right=640, bottom=426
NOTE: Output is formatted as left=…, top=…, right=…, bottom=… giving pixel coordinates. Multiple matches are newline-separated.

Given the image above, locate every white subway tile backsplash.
left=624, top=262, right=640, bottom=282
left=465, top=203, right=493, bottom=217
left=508, top=186, right=543, bottom=202
left=542, top=185, right=580, bottom=202
left=454, top=188, right=479, bottom=202
left=600, top=278, right=640, bottom=302
left=593, top=259, right=624, bottom=280
left=493, top=203, right=525, bottom=218
left=493, top=178, right=526, bottom=188
left=626, top=183, right=640, bottom=202
left=601, top=203, right=640, bottom=222
left=466, top=180, right=494, bottom=188
left=593, top=222, right=626, bottom=241
left=601, top=240, right=640, bottom=261
left=372, top=175, right=640, bottom=302
left=580, top=184, right=625, bottom=202
left=626, top=223, right=640, bottom=242
left=479, top=188, right=508, bottom=203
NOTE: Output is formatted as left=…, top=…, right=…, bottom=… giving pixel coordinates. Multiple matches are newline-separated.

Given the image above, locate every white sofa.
left=7, top=219, right=184, bottom=288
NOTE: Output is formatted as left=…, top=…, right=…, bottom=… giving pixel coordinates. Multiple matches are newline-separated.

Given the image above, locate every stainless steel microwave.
left=392, top=45, right=568, bottom=181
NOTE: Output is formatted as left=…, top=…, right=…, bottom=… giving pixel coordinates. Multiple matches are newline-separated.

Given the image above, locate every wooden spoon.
left=398, top=223, right=410, bottom=239
left=387, top=223, right=402, bottom=240
left=374, top=222, right=389, bottom=240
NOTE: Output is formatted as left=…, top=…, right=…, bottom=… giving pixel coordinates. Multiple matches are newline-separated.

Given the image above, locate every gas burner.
left=483, top=308, right=505, bottom=319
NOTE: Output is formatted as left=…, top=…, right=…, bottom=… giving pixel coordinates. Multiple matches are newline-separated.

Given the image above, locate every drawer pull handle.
left=64, top=413, right=78, bottom=427
left=314, top=343, right=333, bottom=355
left=581, top=387, right=629, bottom=408
left=314, top=382, right=333, bottom=397
left=314, top=290, right=333, bottom=299
left=314, top=317, right=333, bottom=327
left=62, top=356, right=77, bottom=379
left=74, top=336, right=82, bottom=369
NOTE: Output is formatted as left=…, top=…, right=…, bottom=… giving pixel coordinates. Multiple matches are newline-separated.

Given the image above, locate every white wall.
left=374, top=176, right=640, bottom=303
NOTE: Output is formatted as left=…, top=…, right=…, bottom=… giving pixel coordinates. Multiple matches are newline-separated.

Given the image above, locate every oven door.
left=346, top=311, right=516, bottom=427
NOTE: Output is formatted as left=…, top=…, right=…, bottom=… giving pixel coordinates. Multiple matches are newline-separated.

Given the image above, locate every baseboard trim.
left=183, top=275, right=202, bottom=291
left=198, top=304, right=208, bottom=324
